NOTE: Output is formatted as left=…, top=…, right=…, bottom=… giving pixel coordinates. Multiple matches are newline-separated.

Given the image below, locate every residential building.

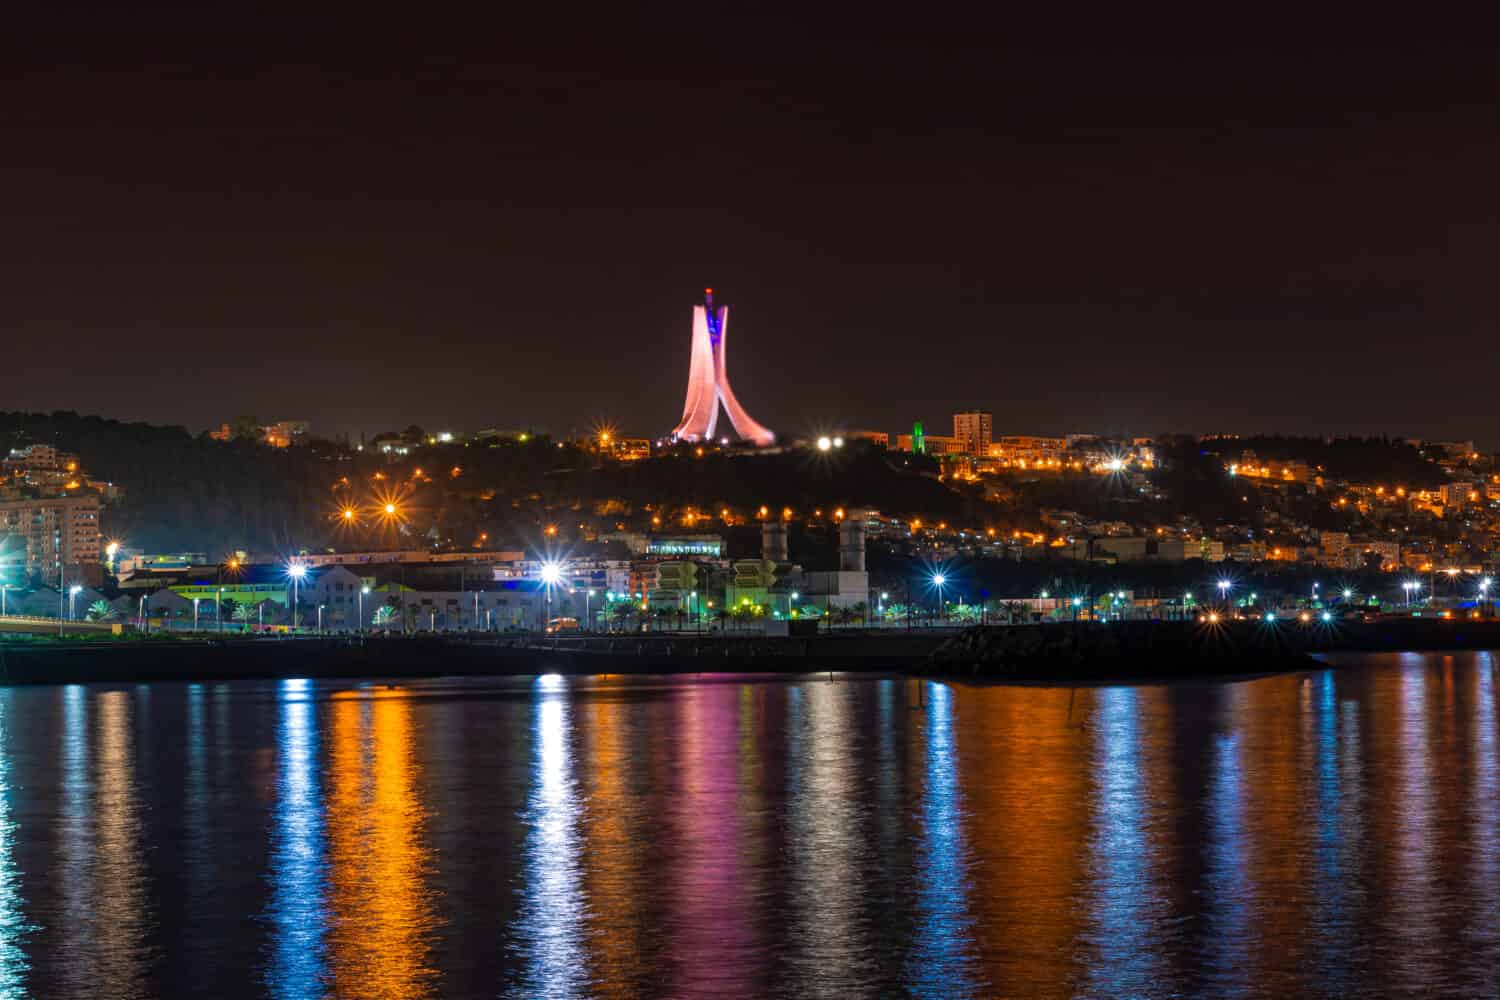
left=845, top=429, right=889, bottom=448
left=952, top=410, right=993, bottom=456
left=896, top=433, right=961, bottom=455
left=989, top=436, right=1069, bottom=468
left=0, top=494, right=103, bottom=580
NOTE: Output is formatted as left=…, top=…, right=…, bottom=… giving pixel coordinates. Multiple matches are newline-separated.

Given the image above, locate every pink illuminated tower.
left=670, top=289, right=776, bottom=446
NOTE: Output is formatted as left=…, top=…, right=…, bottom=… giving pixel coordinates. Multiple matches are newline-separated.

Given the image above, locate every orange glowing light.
left=545, top=524, right=558, bottom=537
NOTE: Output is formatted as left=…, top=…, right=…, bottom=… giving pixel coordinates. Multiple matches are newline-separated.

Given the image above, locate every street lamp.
left=1217, top=579, right=1230, bottom=606
left=193, top=596, right=200, bottom=632
left=360, top=585, right=370, bottom=634
left=288, top=563, right=308, bottom=632
left=217, top=586, right=225, bottom=633
left=69, top=584, right=83, bottom=622
left=540, top=560, right=563, bottom=634
left=932, top=573, right=947, bottom=624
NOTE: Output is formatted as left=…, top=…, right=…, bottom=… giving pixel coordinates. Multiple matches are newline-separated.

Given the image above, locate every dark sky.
left=4, top=8, right=1497, bottom=444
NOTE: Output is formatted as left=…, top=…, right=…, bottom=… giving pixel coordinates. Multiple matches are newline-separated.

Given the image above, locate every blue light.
left=263, top=677, right=329, bottom=997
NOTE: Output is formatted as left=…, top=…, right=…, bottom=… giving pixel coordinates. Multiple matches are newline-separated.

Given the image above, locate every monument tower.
left=669, top=289, right=776, bottom=446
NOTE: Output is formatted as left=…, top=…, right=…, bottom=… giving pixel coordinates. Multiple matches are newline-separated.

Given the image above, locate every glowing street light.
left=817, top=436, right=832, bottom=452
left=539, top=561, right=563, bottom=634
left=287, top=562, right=309, bottom=631
left=360, top=584, right=371, bottom=634
left=931, top=573, right=947, bottom=624
left=69, top=583, right=83, bottom=622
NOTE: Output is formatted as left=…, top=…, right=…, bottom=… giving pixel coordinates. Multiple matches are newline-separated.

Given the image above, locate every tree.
left=233, top=603, right=256, bottom=630
left=373, top=605, right=398, bottom=628
left=86, top=600, right=114, bottom=621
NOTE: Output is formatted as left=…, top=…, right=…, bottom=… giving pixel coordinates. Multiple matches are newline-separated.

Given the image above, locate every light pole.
left=932, top=574, right=947, bottom=625
left=69, top=584, right=83, bottom=622
left=217, top=586, right=224, bottom=633
left=318, top=605, right=325, bottom=634
left=1481, top=577, right=1493, bottom=617
left=541, top=561, right=562, bottom=636
left=360, top=585, right=370, bottom=635
left=586, top=589, right=594, bottom=632
left=1, top=583, right=9, bottom=617
left=1217, top=579, right=1230, bottom=610
left=193, top=597, right=200, bottom=632
left=288, top=563, right=308, bottom=632
left=473, top=590, right=480, bottom=632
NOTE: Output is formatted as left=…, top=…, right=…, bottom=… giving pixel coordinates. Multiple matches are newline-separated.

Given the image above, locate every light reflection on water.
left=0, top=692, right=31, bottom=996
left=1083, top=686, right=1166, bottom=997
left=0, top=655, right=1497, bottom=997
left=263, top=678, right=328, bottom=998
left=507, top=673, right=587, bottom=999
left=906, top=680, right=982, bottom=998
left=326, top=686, right=440, bottom=998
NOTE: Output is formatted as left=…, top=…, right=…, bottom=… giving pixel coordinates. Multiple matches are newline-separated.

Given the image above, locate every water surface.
left=1, top=652, right=1497, bottom=998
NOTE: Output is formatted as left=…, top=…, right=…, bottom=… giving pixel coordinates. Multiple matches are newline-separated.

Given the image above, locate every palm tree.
left=233, top=603, right=256, bottom=631
left=373, top=605, right=397, bottom=629
left=86, top=600, right=114, bottom=621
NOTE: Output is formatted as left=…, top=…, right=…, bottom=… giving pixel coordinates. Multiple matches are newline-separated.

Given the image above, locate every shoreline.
left=2, top=619, right=1497, bottom=687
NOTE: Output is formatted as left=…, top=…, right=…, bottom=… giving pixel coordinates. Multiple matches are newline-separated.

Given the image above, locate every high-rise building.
left=952, top=409, right=993, bottom=456
left=0, top=494, right=103, bottom=580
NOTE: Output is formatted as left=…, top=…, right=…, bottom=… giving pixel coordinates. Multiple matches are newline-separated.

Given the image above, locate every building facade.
left=0, top=495, right=103, bottom=580
left=952, top=410, right=993, bottom=456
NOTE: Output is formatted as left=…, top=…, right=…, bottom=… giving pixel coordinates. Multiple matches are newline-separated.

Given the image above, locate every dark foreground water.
left=0, top=653, right=1497, bottom=998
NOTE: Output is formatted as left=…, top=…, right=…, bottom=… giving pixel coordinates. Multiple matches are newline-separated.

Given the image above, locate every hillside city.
left=3, top=408, right=1497, bottom=633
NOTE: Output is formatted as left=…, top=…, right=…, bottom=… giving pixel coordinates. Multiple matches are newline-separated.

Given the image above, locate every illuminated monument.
left=670, top=289, right=776, bottom=446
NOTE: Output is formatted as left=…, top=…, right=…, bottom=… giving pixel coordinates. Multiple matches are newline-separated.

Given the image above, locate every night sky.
left=4, top=9, right=1496, bottom=444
